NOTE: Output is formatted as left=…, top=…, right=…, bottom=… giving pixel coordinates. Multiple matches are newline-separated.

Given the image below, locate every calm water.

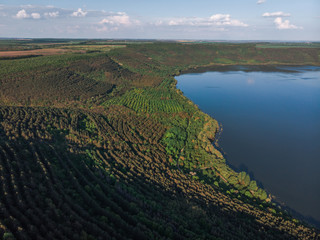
left=176, top=66, right=320, bottom=223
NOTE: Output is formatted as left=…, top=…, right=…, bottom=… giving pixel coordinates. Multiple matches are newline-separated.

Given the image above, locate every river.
left=176, top=66, right=320, bottom=224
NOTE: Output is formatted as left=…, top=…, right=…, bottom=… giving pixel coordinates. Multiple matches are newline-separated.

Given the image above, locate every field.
left=0, top=39, right=319, bottom=239
left=0, top=41, right=126, bottom=59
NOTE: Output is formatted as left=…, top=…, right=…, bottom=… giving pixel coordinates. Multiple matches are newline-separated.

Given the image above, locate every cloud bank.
left=263, top=12, right=290, bottom=17
left=163, top=14, right=248, bottom=27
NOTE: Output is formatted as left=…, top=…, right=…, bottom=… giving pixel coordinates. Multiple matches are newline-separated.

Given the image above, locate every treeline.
left=109, top=42, right=320, bottom=73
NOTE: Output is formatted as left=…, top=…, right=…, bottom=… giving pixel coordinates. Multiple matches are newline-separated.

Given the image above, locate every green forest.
left=0, top=39, right=319, bottom=239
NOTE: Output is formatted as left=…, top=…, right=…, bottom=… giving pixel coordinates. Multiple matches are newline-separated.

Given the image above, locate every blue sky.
left=0, top=0, right=319, bottom=40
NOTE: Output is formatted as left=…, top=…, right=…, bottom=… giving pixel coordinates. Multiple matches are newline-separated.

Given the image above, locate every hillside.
left=0, top=40, right=319, bottom=240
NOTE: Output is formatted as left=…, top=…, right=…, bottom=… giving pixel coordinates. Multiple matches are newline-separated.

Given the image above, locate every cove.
left=176, top=66, right=320, bottom=224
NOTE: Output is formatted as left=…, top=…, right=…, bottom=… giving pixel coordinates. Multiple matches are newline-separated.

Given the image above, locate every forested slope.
left=0, top=41, right=319, bottom=239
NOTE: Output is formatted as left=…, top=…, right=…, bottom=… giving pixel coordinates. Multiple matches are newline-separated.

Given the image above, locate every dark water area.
left=176, top=66, right=320, bottom=224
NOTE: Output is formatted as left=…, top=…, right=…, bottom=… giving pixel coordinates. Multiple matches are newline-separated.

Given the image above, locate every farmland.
left=0, top=39, right=319, bottom=239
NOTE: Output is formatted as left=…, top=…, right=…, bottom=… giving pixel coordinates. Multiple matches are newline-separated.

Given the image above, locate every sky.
left=0, top=0, right=319, bottom=40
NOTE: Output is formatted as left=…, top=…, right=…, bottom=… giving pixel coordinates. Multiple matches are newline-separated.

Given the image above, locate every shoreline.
left=176, top=64, right=320, bottom=75
left=174, top=66, right=320, bottom=229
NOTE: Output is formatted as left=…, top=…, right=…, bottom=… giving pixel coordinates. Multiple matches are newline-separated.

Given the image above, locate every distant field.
left=0, top=45, right=126, bottom=58
left=256, top=42, right=320, bottom=48
left=0, top=48, right=84, bottom=57
left=60, top=44, right=126, bottom=52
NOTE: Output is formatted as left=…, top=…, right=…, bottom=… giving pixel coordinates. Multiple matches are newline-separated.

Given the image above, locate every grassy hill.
left=0, top=40, right=319, bottom=239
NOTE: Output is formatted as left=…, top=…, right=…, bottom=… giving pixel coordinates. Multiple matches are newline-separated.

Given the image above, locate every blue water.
left=176, top=66, right=320, bottom=223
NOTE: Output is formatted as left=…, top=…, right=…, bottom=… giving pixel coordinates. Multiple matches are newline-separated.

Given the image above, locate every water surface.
left=176, top=66, right=320, bottom=223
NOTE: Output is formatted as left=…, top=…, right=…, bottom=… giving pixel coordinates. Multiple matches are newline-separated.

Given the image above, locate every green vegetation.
left=0, top=39, right=319, bottom=239
left=103, top=87, right=192, bottom=113
left=255, top=42, right=320, bottom=48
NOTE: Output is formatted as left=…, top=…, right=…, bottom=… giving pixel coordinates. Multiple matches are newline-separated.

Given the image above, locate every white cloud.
left=162, top=14, right=248, bottom=27
left=71, top=8, right=87, bottom=17
left=15, top=9, right=41, bottom=19
left=210, top=14, right=248, bottom=27
left=210, top=14, right=228, bottom=21
left=274, top=17, right=302, bottom=29
left=31, top=13, right=41, bottom=19
left=262, top=11, right=302, bottom=30
left=99, top=12, right=139, bottom=26
left=263, top=12, right=291, bottom=17
left=44, top=11, right=59, bottom=18
left=257, top=0, right=266, bottom=4
left=15, top=9, right=29, bottom=19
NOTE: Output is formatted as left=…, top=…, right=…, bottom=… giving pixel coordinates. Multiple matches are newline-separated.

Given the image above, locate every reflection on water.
left=176, top=66, right=320, bottom=223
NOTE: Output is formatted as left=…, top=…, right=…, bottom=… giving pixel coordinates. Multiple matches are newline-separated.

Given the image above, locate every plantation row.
left=0, top=106, right=318, bottom=239
left=0, top=53, right=154, bottom=107
left=104, top=88, right=193, bottom=114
